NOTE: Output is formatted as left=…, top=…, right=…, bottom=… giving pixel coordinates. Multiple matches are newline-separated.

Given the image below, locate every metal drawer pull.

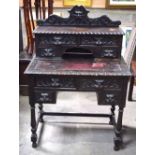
left=41, top=93, right=48, bottom=96
left=39, top=93, right=50, bottom=102
left=105, top=94, right=115, bottom=103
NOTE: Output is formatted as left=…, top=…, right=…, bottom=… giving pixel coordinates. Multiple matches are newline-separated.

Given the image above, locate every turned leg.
left=109, top=105, right=115, bottom=125
left=38, top=103, right=44, bottom=123
left=30, top=104, right=37, bottom=148
left=114, top=107, right=124, bottom=151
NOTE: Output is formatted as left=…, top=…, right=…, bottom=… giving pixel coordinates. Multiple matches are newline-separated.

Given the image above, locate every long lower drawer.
left=34, top=76, right=123, bottom=91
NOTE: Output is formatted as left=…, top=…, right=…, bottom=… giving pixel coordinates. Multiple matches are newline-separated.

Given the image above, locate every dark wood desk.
left=25, top=57, right=131, bottom=150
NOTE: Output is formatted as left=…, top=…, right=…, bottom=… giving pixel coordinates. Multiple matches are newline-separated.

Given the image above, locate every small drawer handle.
left=39, top=92, right=50, bottom=102
left=41, top=93, right=48, bottom=96
left=105, top=94, right=115, bottom=103
left=40, top=48, right=55, bottom=57
left=106, top=94, right=114, bottom=98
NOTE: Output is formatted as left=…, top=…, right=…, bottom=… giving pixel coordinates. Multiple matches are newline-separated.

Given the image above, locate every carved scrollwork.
left=35, top=92, right=56, bottom=103
left=36, top=77, right=75, bottom=88
left=80, top=36, right=118, bottom=46
left=37, top=35, right=77, bottom=47
left=79, top=79, right=121, bottom=90
left=97, top=91, right=120, bottom=105
left=50, top=78, right=60, bottom=87
left=39, top=93, right=50, bottom=102
left=37, top=6, right=121, bottom=27
left=40, top=48, right=55, bottom=57
left=94, top=79, right=105, bottom=88
left=103, top=49, right=115, bottom=57
left=105, top=94, right=116, bottom=103
left=36, top=78, right=60, bottom=87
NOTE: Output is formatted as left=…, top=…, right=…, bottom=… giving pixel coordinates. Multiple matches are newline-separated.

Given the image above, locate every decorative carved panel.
left=39, top=48, right=55, bottom=57
left=80, top=35, right=118, bottom=46
left=79, top=78, right=122, bottom=90
left=101, top=49, right=117, bottom=58
left=37, top=6, right=121, bottom=27
left=37, top=35, right=77, bottom=47
left=36, top=77, right=75, bottom=88
left=97, top=91, right=121, bottom=105
left=34, top=91, right=56, bottom=103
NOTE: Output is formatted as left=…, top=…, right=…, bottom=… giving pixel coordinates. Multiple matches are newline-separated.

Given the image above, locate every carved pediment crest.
left=37, top=5, right=121, bottom=27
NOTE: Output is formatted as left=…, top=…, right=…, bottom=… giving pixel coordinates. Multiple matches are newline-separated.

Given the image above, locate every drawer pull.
left=41, top=48, right=54, bottom=57
left=105, top=94, right=115, bottom=102
left=41, top=93, right=48, bottom=96
left=101, top=49, right=116, bottom=58
left=39, top=93, right=49, bottom=102
left=94, top=79, right=104, bottom=88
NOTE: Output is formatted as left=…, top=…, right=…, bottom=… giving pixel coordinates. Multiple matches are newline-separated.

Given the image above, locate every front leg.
left=114, top=107, right=124, bottom=151
left=38, top=103, right=44, bottom=123
left=30, top=103, right=37, bottom=148
left=109, top=105, right=115, bottom=125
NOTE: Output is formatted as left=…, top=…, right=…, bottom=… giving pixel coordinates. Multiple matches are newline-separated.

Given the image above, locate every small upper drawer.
left=80, top=35, right=122, bottom=47
left=36, top=47, right=56, bottom=57
left=97, top=91, right=121, bottom=105
left=34, top=90, right=56, bottom=103
left=35, top=34, right=77, bottom=48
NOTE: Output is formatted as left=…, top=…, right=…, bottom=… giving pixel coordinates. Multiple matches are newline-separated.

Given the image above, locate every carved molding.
left=37, top=6, right=121, bottom=27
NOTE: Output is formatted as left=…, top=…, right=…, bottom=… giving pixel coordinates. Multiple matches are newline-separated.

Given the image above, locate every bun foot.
left=114, top=145, right=120, bottom=151
left=32, top=142, right=37, bottom=148
left=114, top=137, right=122, bottom=151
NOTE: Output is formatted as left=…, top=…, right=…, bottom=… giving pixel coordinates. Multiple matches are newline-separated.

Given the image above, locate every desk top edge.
left=25, top=57, right=132, bottom=77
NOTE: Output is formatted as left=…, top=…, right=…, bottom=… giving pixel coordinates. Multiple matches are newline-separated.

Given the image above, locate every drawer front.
left=36, top=35, right=122, bottom=47
left=78, top=78, right=122, bottom=90
left=36, top=47, right=57, bottom=57
left=99, top=47, right=120, bottom=58
left=80, top=35, right=122, bottom=47
left=36, top=34, right=77, bottom=47
left=35, top=76, right=122, bottom=91
left=35, top=34, right=122, bottom=58
left=97, top=91, right=121, bottom=105
left=36, top=46, right=121, bottom=58
left=35, top=77, right=76, bottom=89
left=34, top=90, right=56, bottom=103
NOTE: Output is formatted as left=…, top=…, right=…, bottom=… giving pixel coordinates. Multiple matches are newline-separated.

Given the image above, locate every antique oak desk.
left=25, top=6, right=132, bottom=151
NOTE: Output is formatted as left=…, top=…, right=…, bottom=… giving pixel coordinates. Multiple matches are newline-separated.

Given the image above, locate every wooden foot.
left=32, top=142, right=37, bottom=148
left=114, top=137, right=122, bottom=151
